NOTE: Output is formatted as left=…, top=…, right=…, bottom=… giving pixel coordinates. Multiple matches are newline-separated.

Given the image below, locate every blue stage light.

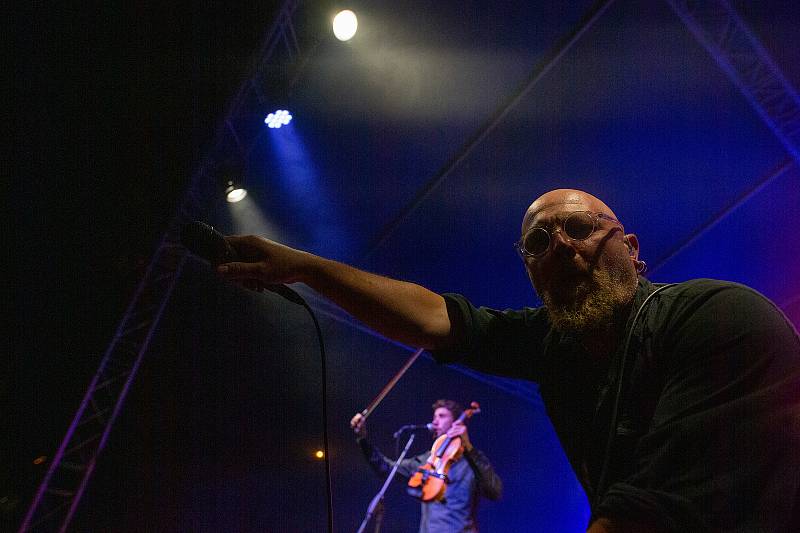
left=264, top=110, right=293, bottom=129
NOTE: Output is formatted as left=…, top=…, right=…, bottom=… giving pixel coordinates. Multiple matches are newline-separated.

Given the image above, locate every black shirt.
left=433, top=278, right=800, bottom=531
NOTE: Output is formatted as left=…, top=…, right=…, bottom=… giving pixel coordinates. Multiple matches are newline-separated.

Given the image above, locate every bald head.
left=517, top=188, right=641, bottom=337
left=522, top=189, right=619, bottom=233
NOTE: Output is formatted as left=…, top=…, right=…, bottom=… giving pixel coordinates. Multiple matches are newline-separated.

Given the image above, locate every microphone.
left=180, top=220, right=238, bottom=265
left=393, top=423, right=433, bottom=439
left=180, top=220, right=305, bottom=305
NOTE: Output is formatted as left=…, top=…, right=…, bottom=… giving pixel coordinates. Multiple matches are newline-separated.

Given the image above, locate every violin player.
left=351, top=399, right=502, bottom=533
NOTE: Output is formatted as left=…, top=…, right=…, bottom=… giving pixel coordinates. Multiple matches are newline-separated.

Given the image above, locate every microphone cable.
left=179, top=222, right=333, bottom=532
left=265, top=284, right=334, bottom=533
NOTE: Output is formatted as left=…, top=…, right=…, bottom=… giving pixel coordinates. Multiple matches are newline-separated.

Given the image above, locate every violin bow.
left=360, top=347, right=425, bottom=420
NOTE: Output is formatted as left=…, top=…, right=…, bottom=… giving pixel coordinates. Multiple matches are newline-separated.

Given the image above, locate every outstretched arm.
left=217, top=235, right=457, bottom=350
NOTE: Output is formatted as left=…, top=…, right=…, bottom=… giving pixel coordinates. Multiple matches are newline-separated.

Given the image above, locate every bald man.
left=217, top=189, right=800, bottom=532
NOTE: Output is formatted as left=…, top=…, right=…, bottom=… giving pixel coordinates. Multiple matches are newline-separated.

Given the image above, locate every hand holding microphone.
left=181, top=221, right=308, bottom=285
left=180, top=221, right=309, bottom=302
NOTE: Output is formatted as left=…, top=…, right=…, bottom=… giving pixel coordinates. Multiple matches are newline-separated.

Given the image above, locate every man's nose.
left=550, top=228, right=576, bottom=256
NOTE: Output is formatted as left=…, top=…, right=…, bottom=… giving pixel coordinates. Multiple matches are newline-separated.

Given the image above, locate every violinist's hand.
left=447, top=421, right=473, bottom=452
left=350, top=413, right=367, bottom=439
left=216, top=235, right=315, bottom=290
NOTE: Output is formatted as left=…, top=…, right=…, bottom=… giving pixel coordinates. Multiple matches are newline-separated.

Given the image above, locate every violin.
left=407, top=401, right=480, bottom=502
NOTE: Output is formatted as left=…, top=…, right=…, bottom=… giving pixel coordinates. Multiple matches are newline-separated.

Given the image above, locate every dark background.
left=8, top=0, right=285, bottom=527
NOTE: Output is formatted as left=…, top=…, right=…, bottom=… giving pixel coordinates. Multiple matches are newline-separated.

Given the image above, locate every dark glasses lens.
left=521, top=227, right=550, bottom=256
left=563, top=211, right=595, bottom=240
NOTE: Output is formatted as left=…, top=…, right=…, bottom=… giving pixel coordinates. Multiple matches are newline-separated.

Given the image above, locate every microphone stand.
left=356, top=433, right=416, bottom=533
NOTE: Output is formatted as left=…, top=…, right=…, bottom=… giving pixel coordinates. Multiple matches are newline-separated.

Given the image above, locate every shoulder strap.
left=593, top=283, right=677, bottom=507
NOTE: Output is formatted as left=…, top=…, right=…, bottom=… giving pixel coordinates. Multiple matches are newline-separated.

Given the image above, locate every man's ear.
left=624, top=234, right=639, bottom=259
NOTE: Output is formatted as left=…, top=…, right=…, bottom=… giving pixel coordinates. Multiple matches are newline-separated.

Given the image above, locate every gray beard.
left=538, top=266, right=637, bottom=335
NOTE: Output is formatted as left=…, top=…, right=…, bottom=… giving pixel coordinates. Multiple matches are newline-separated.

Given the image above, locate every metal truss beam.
left=18, top=2, right=302, bottom=530
left=665, top=0, right=800, bottom=168
left=18, top=233, right=187, bottom=533
left=218, top=0, right=301, bottom=160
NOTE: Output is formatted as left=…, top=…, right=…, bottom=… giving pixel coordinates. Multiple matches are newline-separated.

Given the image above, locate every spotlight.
left=264, top=109, right=293, bottom=129
left=225, top=180, right=247, bottom=203
left=332, top=10, right=357, bottom=41
left=218, top=158, right=248, bottom=202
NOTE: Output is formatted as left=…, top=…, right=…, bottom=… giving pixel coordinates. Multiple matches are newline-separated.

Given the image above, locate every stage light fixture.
left=225, top=180, right=248, bottom=203
left=264, top=109, right=293, bottom=129
left=332, top=9, right=357, bottom=41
